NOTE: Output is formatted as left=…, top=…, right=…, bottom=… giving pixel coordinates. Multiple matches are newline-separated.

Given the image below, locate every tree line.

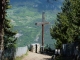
left=50, top=0, right=80, bottom=50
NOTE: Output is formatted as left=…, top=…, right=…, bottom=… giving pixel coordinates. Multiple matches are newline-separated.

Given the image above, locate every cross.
left=35, top=12, right=49, bottom=53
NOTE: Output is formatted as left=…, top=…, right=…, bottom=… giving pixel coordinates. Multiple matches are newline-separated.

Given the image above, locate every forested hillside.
left=7, top=0, right=64, bottom=47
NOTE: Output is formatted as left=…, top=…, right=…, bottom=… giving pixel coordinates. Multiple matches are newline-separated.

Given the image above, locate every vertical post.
left=42, top=12, right=45, bottom=22
left=0, top=0, right=5, bottom=59
left=35, top=12, right=49, bottom=53
left=36, top=44, right=37, bottom=53
left=41, top=12, right=45, bottom=53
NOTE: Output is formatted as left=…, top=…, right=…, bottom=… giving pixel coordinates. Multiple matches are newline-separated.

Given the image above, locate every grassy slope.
left=7, top=0, right=63, bottom=47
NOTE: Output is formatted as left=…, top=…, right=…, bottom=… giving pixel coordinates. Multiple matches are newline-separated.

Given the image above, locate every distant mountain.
left=7, top=0, right=64, bottom=47
left=10, top=0, right=63, bottom=11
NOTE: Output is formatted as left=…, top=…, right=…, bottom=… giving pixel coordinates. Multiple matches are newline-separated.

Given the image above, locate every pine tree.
left=50, top=0, right=80, bottom=49
left=3, top=0, right=17, bottom=60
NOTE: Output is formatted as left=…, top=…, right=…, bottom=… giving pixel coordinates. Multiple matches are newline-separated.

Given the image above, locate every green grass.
left=15, top=56, right=24, bottom=60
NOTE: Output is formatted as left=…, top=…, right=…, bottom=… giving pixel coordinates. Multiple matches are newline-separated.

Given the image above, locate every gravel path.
left=22, top=51, right=52, bottom=60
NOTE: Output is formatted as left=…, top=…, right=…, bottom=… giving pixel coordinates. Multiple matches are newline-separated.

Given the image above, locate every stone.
left=30, top=43, right=40, bottom=53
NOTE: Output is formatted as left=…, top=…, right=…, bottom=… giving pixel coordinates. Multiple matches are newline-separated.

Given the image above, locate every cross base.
left=40, top=46, right=44, bottom=53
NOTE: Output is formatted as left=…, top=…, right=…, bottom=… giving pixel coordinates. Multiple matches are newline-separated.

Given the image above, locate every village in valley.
left=0, top=0, right=80, bottom=60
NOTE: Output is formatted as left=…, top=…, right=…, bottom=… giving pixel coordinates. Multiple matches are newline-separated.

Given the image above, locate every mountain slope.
left=7, top=0, right=64, bottom=47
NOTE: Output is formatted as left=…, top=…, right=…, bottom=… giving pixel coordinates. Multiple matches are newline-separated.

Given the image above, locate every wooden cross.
left=35, top=12, right=49, bottom=52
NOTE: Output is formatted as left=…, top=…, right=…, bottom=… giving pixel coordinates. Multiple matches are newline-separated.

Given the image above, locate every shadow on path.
left=43, top=58, right=51, bottom=60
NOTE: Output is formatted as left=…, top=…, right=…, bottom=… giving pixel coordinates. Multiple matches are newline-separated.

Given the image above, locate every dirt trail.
left=22, top=51, right=52, bottom=60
